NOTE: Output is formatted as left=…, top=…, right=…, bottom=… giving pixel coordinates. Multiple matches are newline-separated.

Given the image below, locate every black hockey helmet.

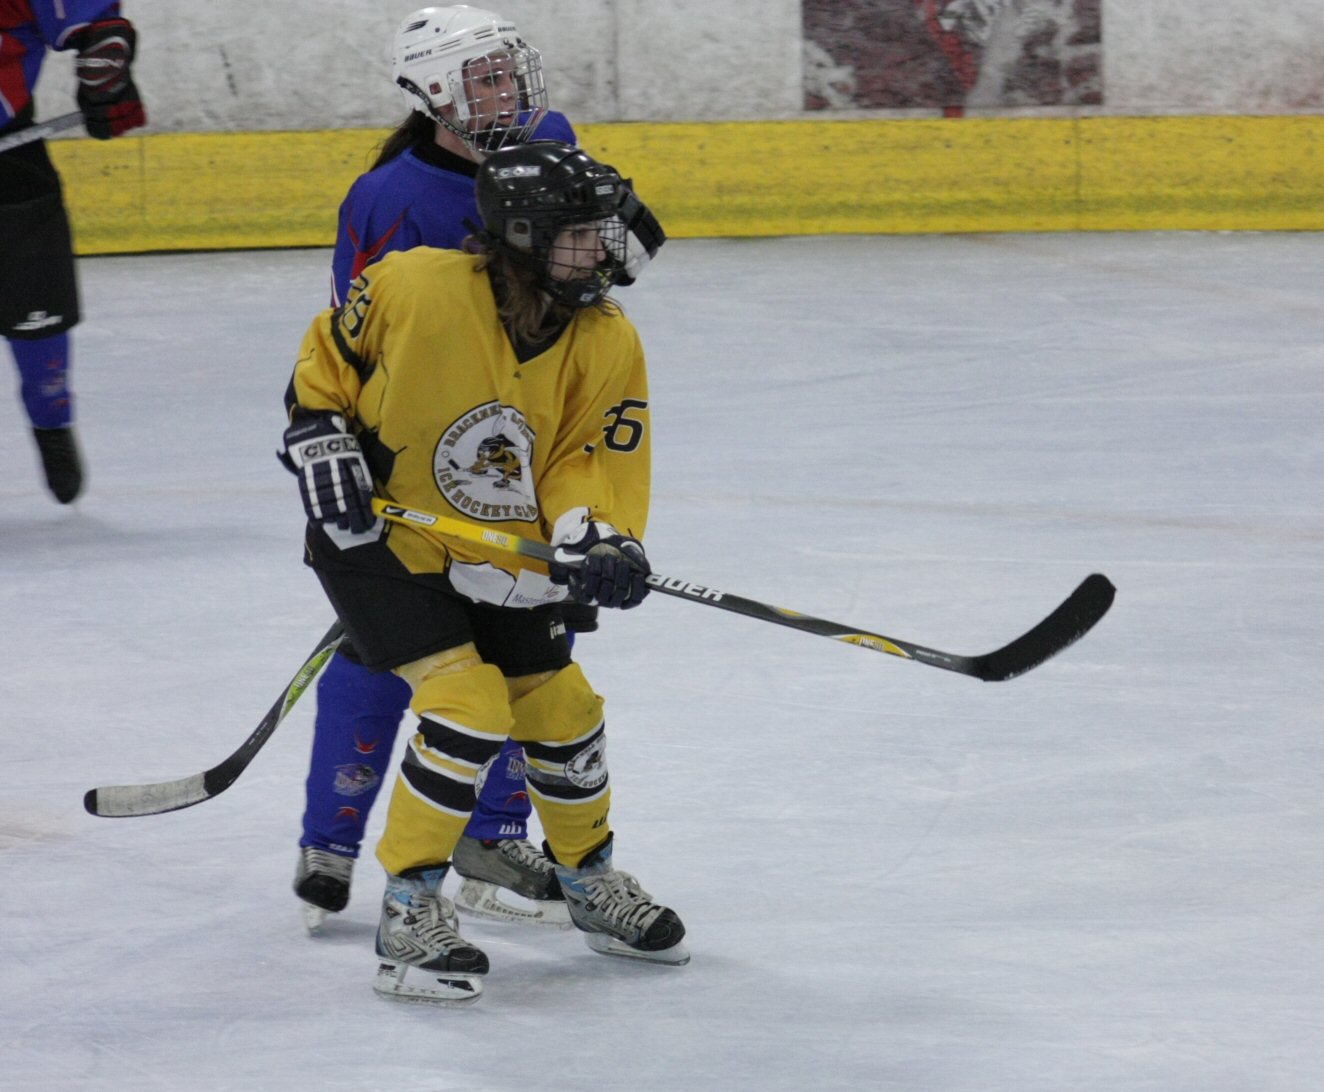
left=475, top=140, right=632, bottom=307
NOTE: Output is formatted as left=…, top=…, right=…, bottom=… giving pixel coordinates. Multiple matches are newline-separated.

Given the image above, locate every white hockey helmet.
left=391, top=6, right=548, bottom=153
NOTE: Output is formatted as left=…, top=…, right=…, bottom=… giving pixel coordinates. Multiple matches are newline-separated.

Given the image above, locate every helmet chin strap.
left=540, top=261, right=613, bottom=308
left=547, top=271, right=612, bottom=308
left=396, top=75, right=485, bottom=154
left=470, top=124, right=520, bottom=154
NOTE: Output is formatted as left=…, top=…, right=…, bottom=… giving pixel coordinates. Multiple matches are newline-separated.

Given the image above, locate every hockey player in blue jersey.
left=294, top=5, right=580, bottom=931
left=0, top=0, right=145, bottom=503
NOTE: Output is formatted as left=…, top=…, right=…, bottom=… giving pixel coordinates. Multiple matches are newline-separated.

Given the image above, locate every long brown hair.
left=371, top=112, right=435, bottom=170
left=466, top=238, right=620, bottom=345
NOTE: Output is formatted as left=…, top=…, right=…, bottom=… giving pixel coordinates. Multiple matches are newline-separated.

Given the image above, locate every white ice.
left=1, top=234, right=1321, bottom=1091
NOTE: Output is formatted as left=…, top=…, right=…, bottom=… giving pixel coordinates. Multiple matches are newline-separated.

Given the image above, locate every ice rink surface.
left=1, top=233, right=1321, bottom=1091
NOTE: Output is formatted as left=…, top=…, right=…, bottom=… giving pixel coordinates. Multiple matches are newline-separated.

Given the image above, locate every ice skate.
left=32, top=426, right=82, bottom=504
left=373, top=867, right=489, bottom=1005
left=451, top=835, right=571, bottom=927
left=552, top=835, right=689, bottom=966
left=294, top=846, right=354, bottom=933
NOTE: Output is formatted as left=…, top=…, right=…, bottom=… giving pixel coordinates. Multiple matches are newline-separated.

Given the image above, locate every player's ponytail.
left=371, top=111, right=435, bottom=170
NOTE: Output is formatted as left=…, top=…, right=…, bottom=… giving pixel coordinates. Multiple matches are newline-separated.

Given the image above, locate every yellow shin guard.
left=376, top=657, right=513, bottom=877
left=510, top=663, right=611, bottom=869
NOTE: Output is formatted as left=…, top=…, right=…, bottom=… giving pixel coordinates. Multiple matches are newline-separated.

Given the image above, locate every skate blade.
left=372, top=961, right=484, bottom=1006
left=584, top=932, right=691, bottom=966
left=454, top=879, right=572, bottom=928
left=301, top=902, right=330, bottom=935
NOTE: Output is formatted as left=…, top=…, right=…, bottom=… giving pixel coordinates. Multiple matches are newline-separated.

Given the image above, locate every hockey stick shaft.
left=0, top=111, right=86, bottom=153
left=84, top=620, right=345, bottom=817
left=371, top=499, right=1114, bottom=682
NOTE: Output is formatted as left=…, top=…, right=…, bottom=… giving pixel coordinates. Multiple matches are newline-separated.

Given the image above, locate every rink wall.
left=52, top=114, right=1324, bottom=254
left=35, top=1, right=1324, bottom=251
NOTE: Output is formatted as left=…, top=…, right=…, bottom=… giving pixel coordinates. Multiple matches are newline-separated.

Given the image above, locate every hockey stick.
left=84, top=620, right=345, bottom=818
left=0, top=111, right=86, bottom=154
left=371, top=499, right=1115, bottom=682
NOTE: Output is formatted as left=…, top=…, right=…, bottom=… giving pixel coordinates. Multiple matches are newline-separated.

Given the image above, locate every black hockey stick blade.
left=959, top=572, right=1115, bottom=681
left=643, top=571, right=1114, bottom=681
left=84, top=621, right=344, bottom=818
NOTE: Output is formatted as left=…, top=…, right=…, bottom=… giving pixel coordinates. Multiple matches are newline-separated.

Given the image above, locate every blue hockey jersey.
left=329, top=110, right=576, bottom=305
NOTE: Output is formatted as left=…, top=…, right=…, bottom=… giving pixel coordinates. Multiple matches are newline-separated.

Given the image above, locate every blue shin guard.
left=10, top=332, right=72, bottom=429
left=467, top=736, right=533, bottom=840
left=300, top=651, right=410, bottom=856
left=300, top=653, right=538, bottom=855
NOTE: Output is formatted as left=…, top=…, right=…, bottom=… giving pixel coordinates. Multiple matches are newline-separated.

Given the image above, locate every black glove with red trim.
left=72, top=19, right=147, bottom=140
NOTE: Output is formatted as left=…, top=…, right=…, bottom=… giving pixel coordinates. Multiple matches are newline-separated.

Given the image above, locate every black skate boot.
left=294, top=846, right=353, bottom=932
left=33, top=426, right=83, bottom=503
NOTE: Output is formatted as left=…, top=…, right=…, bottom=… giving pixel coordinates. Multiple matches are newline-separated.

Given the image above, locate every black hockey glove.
left=549, top=512, right=651, bottom=610
left=71, top=18, right=147, bottom=140
left=609, top=183, right=666, bottom=286
left=279, top=414, right=376, bottom=534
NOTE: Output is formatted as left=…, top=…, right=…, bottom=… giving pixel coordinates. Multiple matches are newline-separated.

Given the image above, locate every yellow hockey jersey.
left=289, top=247, right=650, bottom=609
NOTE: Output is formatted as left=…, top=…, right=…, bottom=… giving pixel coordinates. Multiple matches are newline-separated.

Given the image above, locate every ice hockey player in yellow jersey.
left=280, top=140, right=683, bottom=1004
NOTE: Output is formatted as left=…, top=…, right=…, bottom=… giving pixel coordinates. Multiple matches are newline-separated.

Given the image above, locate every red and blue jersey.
left=0, top=0, right=121, bottom=127
left=330, top=110, right=576, bottom=305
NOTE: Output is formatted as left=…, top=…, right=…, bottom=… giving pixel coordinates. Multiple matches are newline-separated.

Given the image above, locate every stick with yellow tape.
left=372, top=498, right=1115, bottom=682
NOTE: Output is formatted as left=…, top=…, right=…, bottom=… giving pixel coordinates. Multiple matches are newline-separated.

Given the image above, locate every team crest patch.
left=333, top=763, right=379, bottom=797
left=435, top=401, right=539, bottom=523
left=566, top=736, right=608, bottom=789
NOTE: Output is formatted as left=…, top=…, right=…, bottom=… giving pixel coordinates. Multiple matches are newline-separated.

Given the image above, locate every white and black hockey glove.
left=279, top=413, right=375, bottom=533
left=607, top=183, right=665, bottom=286
left=548, top=509, right=651, bottom=610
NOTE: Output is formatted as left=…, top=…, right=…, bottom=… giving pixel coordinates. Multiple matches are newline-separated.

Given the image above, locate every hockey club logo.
left=566, top=735, right=607, bottom=790
left=434, top=401, right=538, bottom=522
left=472, top=435, right=522, bottom=486
left=334, top=763, right=380, bottom=797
